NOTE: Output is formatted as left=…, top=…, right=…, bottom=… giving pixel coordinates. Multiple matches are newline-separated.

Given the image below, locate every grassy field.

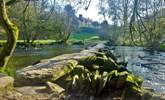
left=0, top=40, right=56, bottom=43
left=0, top=31, right=101, bottom=46
left=69, top=32, right=100, bottom=42
left=0, top=40, right=57, bottom=46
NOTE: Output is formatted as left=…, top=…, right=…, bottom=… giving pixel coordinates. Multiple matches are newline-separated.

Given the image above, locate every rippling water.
left=111, top=46, right=165, bottom=93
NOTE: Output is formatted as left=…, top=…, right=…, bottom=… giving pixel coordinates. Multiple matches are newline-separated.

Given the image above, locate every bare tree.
left=130, top=0, right=165, bottom=49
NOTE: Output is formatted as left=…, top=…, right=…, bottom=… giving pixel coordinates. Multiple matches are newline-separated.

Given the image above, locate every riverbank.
left=0, top=38, right=100, bottom=47
left=0, top=42, right=164, bottom=100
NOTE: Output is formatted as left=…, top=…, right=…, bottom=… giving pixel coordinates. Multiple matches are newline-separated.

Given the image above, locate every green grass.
left=70, top=32, right=99, bottom=40
left=0, top=32, right=101, bottom=45
left=32, top=40, right=56, bottom=44
left=69, top=32, right=101, bottom=43
left=0, top=40, right=55, bottom=43
left=0, top=40, right=56, bottom=45
left=0, top=67, right=16, bottom=77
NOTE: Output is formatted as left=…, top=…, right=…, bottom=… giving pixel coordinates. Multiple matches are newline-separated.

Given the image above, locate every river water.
left=112, top=46, right=165, bottom=94
left=6, top=45, right=165, bottom=93
left=7, top=44, right=86, bottom=69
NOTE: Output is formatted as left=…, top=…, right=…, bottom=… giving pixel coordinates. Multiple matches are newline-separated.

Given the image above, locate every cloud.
left=76, top=0, right=112, bottom=24
left=76, top=0, right=104, bottom=22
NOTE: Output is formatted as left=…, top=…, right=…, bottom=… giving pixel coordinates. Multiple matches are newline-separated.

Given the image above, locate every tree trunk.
left=0, top=0, right=19, bottom=67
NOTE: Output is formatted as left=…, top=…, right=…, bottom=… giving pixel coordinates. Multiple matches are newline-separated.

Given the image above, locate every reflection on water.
left=7, top=44, right=86, bottom=69
left=111, top=46, right=165, bottom=93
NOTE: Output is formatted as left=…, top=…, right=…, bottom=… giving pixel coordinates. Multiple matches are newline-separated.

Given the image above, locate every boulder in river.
left=16, top=60, right=78, bottom=86
left=15, top=43, right=107, bottom=86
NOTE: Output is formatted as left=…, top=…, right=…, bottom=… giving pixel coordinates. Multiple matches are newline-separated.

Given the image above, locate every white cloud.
left=76, top=0, right=112, bottom=24
left=76, top=0, right=104, bottom=22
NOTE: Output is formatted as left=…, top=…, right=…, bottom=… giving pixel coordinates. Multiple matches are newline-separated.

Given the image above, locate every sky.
left=57, top=0, right=111, bottom=23
left=75, top=0, right=111, bottom=23
left=76, top=0, right=103, bottom=22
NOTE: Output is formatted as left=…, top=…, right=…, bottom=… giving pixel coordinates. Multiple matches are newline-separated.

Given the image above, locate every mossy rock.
left=92, top=51, right=107, bottom=58
left=116, top=71, right=128, bottom=89
left=98, top=47, right=117, bottom=62
left=0, top=73, right=14, bottom=93
left=78, top=55, right=97, bottom=69
left=124, top=88, right=165, bottom=100
left=16, top=60, right=78, bottom=86
left=52, top=60, right=78, bottom=81
left=78, top=55, right=118, bottom=72
left=126, top=74, right=144, bottom=90
left=69, top=65, right=85, bottom=77
left=95, top=57, right=118, bottom=72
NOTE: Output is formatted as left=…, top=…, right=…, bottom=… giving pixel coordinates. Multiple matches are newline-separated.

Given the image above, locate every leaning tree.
left=0, top=0, right=19, bottom=67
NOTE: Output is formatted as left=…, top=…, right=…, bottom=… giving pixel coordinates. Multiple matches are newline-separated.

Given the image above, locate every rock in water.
left=16, top=60, right=78, bottom=86
left=15, top=86, right=46, bottom=95
left=46, top=81, right=65, bottom=94
left=15, top=43, right=107, bottom=86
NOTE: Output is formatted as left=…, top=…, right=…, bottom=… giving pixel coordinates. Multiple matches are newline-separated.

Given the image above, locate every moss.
left=0, top=74, right=14, bottom=94
left=96, top=57, right=118, bottom=71
left=66, top=60, right=79, bottom=70
left=79, top=54, right=118, bottom=72
left=52, top=60, right=78, bottom=81
left=126, top=74, right=144, bottom=91
left=0, top=0, right=19, bottom=67
left=67, top=64, right=145, bottom=95
left=116, top=71, right=128, bottom=88
left=0, top=67, right=16, bottom=77
left=91, top=64, right=100, bottom=70
left=0, top=83, right=14, bottom=94
left=50, top=47, right=144, bottom=96
left=78, top=55, right=97, bottom=69
left=98, top=48, right=117, bottom=62
left=92, top=52, right=107, bottom=58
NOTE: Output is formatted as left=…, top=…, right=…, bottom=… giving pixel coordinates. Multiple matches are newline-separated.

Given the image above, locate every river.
left=112, top=46, right=165, bottom=94
left=7, top=44, right=86, bottom=69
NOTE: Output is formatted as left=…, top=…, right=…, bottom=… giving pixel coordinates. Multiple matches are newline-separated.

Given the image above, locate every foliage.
left=0, top=67, right=16, bottom=77
left=8, top=1, right=79, bottom=44
left=98, top=0, right=164, bottom=50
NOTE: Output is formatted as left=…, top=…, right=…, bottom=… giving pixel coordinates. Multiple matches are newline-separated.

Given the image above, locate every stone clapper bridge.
left=12, top=42, right=165, bottom=99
